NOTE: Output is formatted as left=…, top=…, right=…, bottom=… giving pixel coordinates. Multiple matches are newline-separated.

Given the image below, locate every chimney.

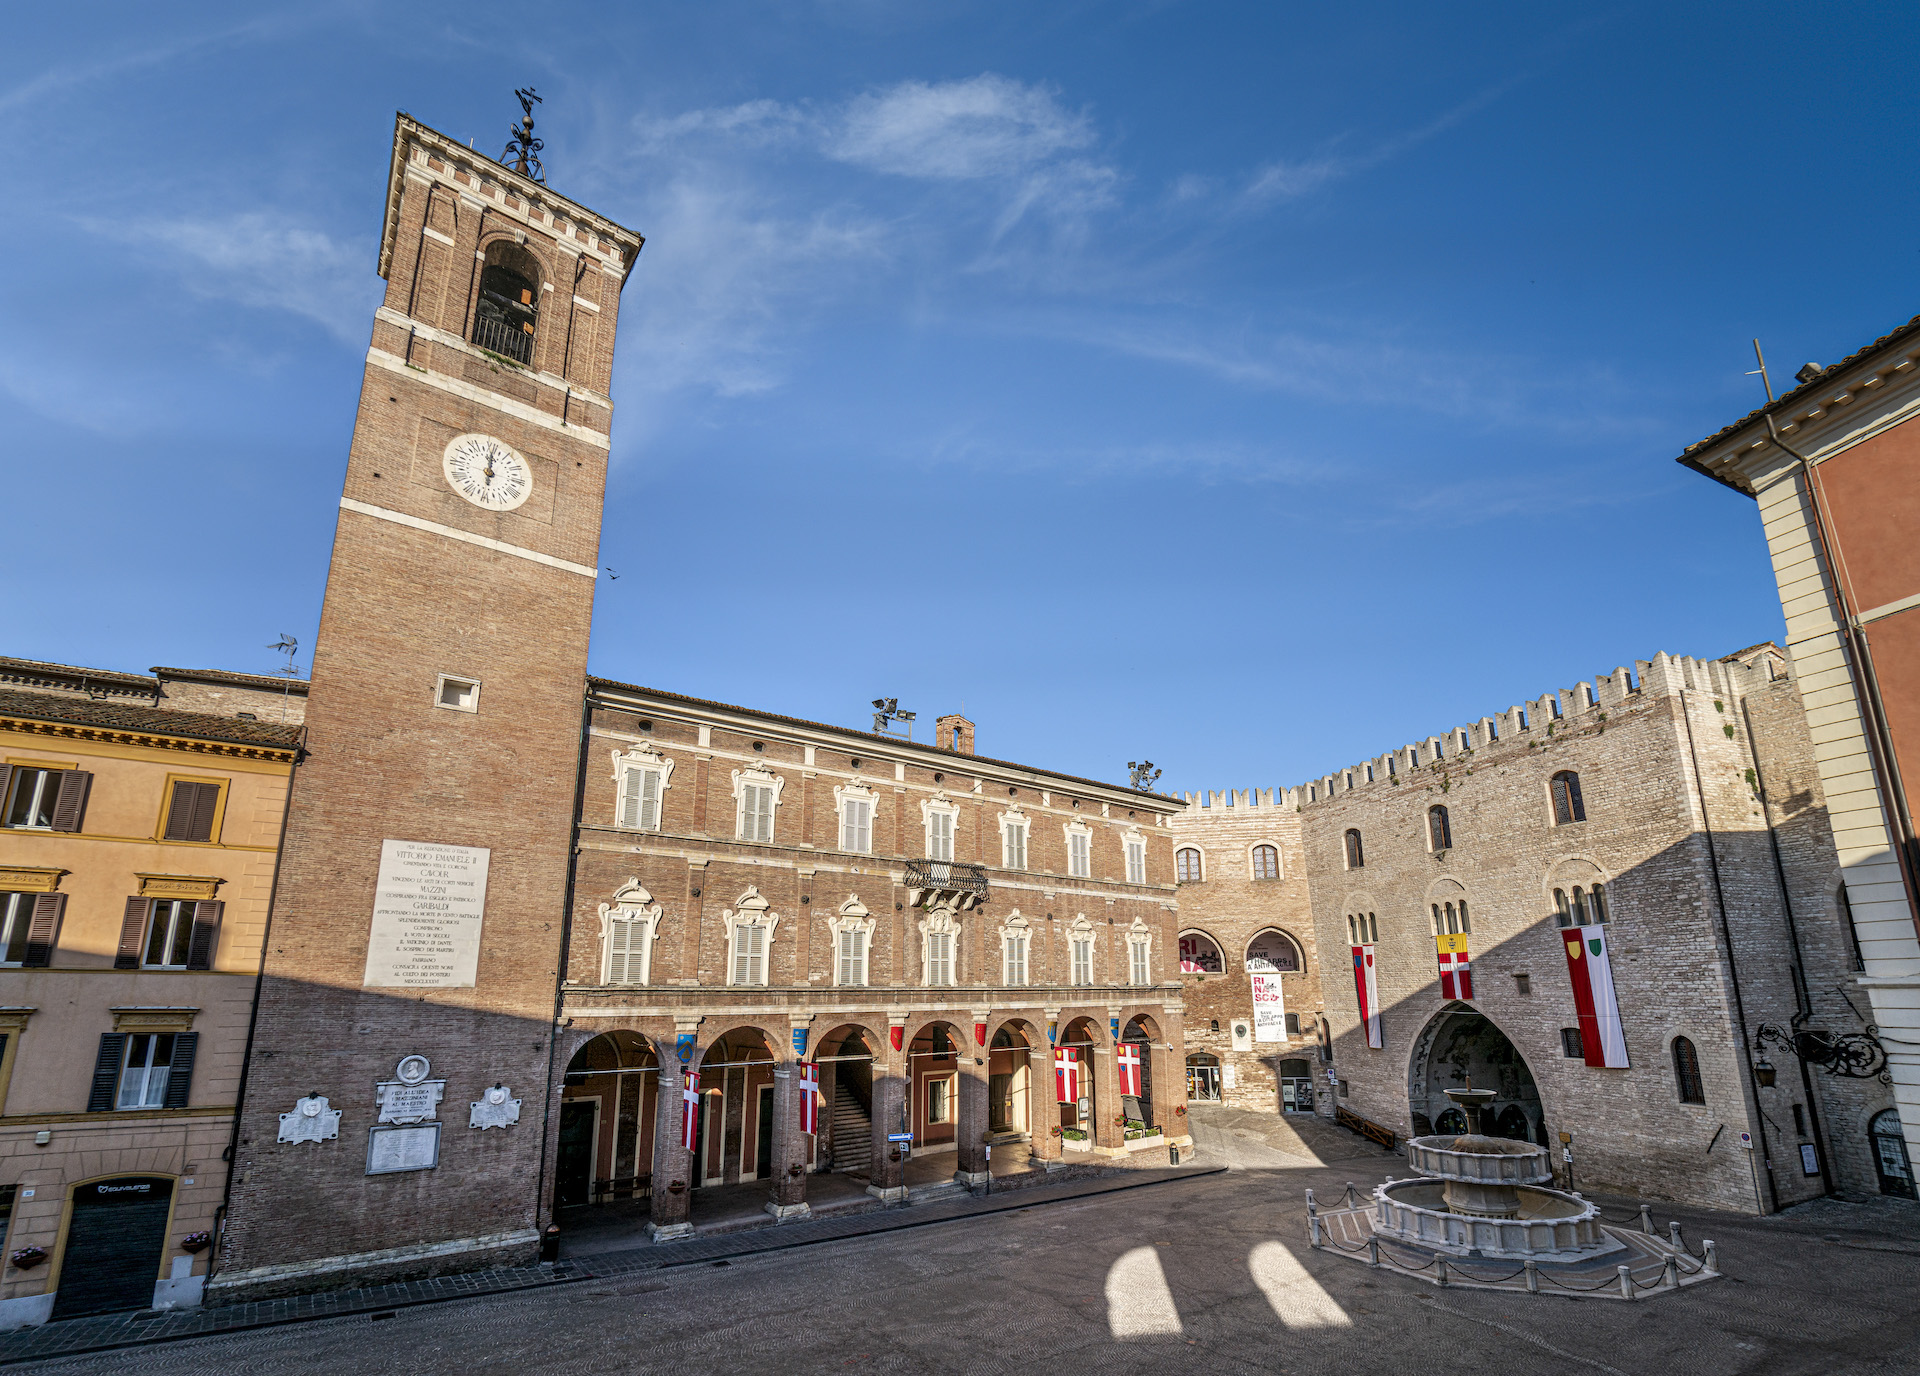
left=934, top=714, right=975, bottom=756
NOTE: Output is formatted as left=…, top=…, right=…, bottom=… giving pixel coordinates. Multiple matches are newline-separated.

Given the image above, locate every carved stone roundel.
left=442, top=433, right=533, bottom=511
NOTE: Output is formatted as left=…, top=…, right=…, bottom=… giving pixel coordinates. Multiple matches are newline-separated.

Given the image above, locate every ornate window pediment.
left=834, top=780, right=879, bottom=854
left=1126, top=915, right=1153, bottom=986
left=724, top=886, right=780, bottom=986
left=1122, top=829, right=1146, bottom=885
left=919, top=904, right=961, bottom=987
left=599, top=879, right=663, bottom=985
left=1067, top=912, right=1097, bottom=986
left=612, top=746, right=674, bottom=831
left=732, top=765, right=786, bottom=845
left=922, top=792, right=959, bottom=862
left=830, top=895, right=875, bottom=987
left=998, top=908, right=1031, bottom=986
left=1063, top=819, right=1092, bottom=879
left=999, top=807, right=1029, bottom=871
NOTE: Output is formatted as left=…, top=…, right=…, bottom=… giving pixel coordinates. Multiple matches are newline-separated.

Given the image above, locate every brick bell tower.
left=217, top=108, right=642, bottom=1297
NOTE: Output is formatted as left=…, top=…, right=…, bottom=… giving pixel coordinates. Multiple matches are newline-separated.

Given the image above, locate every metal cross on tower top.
left=503, top=87, right=545, bottom=183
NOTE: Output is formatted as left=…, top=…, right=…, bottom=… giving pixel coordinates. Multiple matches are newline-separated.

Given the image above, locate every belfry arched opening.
left=1409, top=1007, right=1546, bottom=1145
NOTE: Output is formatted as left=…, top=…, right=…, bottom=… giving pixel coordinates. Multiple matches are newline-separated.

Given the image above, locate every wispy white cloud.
left=0, top=15, right=305, bottom=115
left=77, top=211, right=376, bottom=342
left=1244, top=77, right=1523, bottom=203
left=827, top=75, right=1095, bottom=180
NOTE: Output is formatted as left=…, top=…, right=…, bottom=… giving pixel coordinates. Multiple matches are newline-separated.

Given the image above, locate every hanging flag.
left=1117, top=1042, right=1142, bottom=1097
left=1562, top=925, right=1629, bottom=1068
left=797, top=1061, right=819, bottom=1135
left=974, top=1021, right=988, bottom=1046
left=1351, top=945, right=1382, bottom=1049
left=1435, top=932, right=1474, bottom=1001
left=1055, top=1049, right=1080, bottom=1103
left=680, top=1070, right=701, bottom=1152
left=889, top=1024, right=905, bottom=1052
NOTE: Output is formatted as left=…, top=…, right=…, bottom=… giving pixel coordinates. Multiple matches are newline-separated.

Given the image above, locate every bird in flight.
left=604, top=568, right=620, bottom=581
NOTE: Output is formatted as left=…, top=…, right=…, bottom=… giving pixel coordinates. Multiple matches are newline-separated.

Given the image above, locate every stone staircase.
left=830, top=1083, right=873, bottom=1176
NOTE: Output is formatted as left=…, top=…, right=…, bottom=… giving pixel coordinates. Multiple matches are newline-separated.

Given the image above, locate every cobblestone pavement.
left=10, top=1109, right=1920, bottom=1374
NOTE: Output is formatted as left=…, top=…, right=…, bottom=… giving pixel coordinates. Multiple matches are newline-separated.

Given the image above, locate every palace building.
left=1178, top=644, right=1901, bottom=1212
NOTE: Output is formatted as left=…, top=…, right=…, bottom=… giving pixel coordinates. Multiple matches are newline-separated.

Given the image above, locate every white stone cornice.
left=366, top=347, right=611, bottom=449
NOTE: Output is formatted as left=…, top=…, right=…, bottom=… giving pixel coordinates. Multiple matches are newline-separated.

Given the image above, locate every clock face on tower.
left=441, top=433, right=533, bottom=511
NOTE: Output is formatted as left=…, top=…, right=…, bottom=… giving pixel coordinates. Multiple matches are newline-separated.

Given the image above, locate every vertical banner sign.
left=797, top=1062, right=819, bottom=1135
left=1351, top=945, right=1382, bottom=1050
left=681, top=1070, right=702, bottom=1151
left=1054, top=1050, right=1080, bottom=1103
left=1250, top=972, right=1287, bottom=1042
left=1117, top=1043, right=1142, bottom=1097
left=1562, top=925, right=1629, bottom=1067
left=1435, top=932, right=1474, bottom=1000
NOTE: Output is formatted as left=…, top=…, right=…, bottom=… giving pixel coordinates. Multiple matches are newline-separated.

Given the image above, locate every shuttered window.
left=1126, top=839, right=1145, bottom=885
left=0, top=894, right=33, bottom=965
left=739, top=784, right=775, bottom=844
left=1071, top=937, right=1093, bottom=986
left=927, top=810, right=954, bottom=862
left=836, top=928, right=867, bottom=986
left=1003, top=822, right=1027, bottom=871
left=1068, top=832, right=1090, bottom=878
left=1, top=767, right=87, bottom=831
left=144, top=901, right=193, bottom=968
left=620, top=768, right=663, bottom=831
left=606, top=914, right=648, bottom=984
left=1551, top=771, right=1586, bottom=825
left=1003, top=933, right=1027, bottom=986
left=1130, top=939, right=1150, bottom=986
left=733, top=923, right=766, bottom=985
left=117, top=1033, right=175, bottom=1109
left=926, top=931, right=953, bottom=987
left=841, top=799, right=872, bottom=854
left=163, top=781, right=221, bottom=843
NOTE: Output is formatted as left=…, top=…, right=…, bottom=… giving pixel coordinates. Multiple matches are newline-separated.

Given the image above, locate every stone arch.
left=684, top=1024, right=783, bottom=1198
left=471, top=235, right=552, bottom=364
left=904, top=1017, right=976, bottom=1160
left=1176, top=926, right=1225, bottom=974
left=810, top=1020, right=886, bottom=1178
left=556, top=1030, right=661, bottom=1212
left=1406, top=1004, right=1548, bottom=1146
left=1545, top=856, right=1613, bottom=928
left=1244, top=927, right=1304, bottom=974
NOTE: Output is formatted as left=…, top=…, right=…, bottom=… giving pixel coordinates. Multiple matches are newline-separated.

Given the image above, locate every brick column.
left=648, top=1060, right=695, bottom=1241
left=1092, top=1042, right=1125, bottom=1152
left=867, top=1018, right=909, bottom=1201
left=954, top=1018, right=990, bottom=1185
left=765, top=1056, right=810, bottom=1221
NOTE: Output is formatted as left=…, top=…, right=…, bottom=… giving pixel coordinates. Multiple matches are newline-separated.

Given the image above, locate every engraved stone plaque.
left=469, top=1083, right=522, bottom=1130
left=362, top=840, right=490, bottom=988
left=278, top=1095, right=341, bottom=1144
left=377, top=1081, right=446, bottom=1124
left=367, top=1123, right=441, bottom=1174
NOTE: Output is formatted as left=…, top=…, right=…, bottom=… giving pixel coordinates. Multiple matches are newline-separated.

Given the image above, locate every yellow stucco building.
left=0, top=658, right=304, bottom=1325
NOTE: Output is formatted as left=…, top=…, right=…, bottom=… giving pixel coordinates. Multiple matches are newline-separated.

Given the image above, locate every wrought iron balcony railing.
left=904, top=858, right=988, bottom=895
left=473, top=313, right=534, bottom=365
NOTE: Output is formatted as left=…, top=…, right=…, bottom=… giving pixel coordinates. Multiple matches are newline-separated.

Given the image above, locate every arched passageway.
left=557, top=1031, right=658, bottom=1212
left=988, top=1023, right=1034, bottom=1137
left=1408, top=1007, right=1546, bottom=1145
left=813, top=1024, right=880, bottom=1180
left=1057, top=1016, right=1105, bottom=1150
left=1121, top=1015, right=1158, bottom=1131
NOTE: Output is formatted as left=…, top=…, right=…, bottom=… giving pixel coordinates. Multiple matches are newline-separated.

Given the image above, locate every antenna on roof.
left=1747, top=339, right=1776, bottom=403
left=267, top=634, right=303, bottom=679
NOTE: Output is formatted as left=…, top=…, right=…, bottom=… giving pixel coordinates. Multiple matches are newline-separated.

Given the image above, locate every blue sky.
left=4, top=2, right=1916, bottom=795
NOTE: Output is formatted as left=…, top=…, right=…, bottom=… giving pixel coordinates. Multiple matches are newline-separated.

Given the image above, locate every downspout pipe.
left=1764, top=413, right=1920, bottom=939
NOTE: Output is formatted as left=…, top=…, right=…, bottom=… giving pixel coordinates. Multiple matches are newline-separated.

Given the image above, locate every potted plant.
left=9, top=1247, right=46, bottom=1270
left=180, top=1231, right=212, bottom=1254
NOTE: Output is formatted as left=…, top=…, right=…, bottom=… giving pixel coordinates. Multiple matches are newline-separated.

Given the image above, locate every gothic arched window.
left=1344, top=829, right=1364, bottom=869
left=1671, top=1036, right=1705, bottom=1104
left=1428, top=805, right=1451, bottom=851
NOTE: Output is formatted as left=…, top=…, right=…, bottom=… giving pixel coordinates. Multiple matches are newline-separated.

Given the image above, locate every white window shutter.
left=620, top=773, right=639, bottom=828
left=640, top=769, right=661, bottom=830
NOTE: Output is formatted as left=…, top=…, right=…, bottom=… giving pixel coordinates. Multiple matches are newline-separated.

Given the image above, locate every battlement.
left=1178, top=643, right=1788, bottom=814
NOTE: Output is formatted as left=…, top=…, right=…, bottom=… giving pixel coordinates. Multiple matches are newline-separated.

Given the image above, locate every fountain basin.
left=1373, top=1178, right=1619, bottom=1260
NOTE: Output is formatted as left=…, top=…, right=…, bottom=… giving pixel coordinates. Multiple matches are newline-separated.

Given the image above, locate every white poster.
left=363, top=840, right=490, bottom=988
left=1250, top=972, right=1287, bottom=1043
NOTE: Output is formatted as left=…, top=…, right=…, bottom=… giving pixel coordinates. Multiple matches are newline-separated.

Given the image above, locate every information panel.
left=1250, top=972, right=1288, bottom=1043
left=362, top=840, right=490, bottom=988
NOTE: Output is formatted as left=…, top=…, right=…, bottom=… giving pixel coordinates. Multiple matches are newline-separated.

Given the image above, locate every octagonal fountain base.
left=1372, top=1178, right=1620, bottom=1262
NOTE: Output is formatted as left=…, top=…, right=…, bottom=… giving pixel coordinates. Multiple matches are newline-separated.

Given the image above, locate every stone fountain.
left=1370, top=1087, right=1620, bottom=1262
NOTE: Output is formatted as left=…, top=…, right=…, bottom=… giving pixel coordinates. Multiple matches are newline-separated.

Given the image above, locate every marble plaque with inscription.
left=376, top=1080, right=446, bottom=1125
left=367, top=1123, right=442, bottom=1174
left=362, top=840, right=490, bottom=988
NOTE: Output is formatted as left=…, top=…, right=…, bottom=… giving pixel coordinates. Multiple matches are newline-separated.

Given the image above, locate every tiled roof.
left=0, top=687, right=304, bottom=751
left=0, top=656, right=157, bottom=693
left=1677, top=311, right=1920, bottom=489
left=587, top=677, right=1184, bottom=808
left=152, top=667, right=311, bottom=693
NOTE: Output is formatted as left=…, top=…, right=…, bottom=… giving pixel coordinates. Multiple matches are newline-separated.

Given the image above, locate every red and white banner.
left=1117, top=1043, right=1142, bottom=1097
left=681, top=1070, right=702, bottom=1152
left=798, top=1061, right=819, bottom=1136
left=1435, top=932, right=1474, bottom=1001
left=1055, top=1050, right=1080, bottom=1103
left=1351, top=945, right=1382, bottom=1049
left=1562, top=924, right=1629, bottom=1068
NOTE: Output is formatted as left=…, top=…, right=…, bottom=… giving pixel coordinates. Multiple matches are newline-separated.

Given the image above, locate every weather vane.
left=503, top=87, right=545, bottom=183
left=1128, top=760, right=1162, bottom=792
